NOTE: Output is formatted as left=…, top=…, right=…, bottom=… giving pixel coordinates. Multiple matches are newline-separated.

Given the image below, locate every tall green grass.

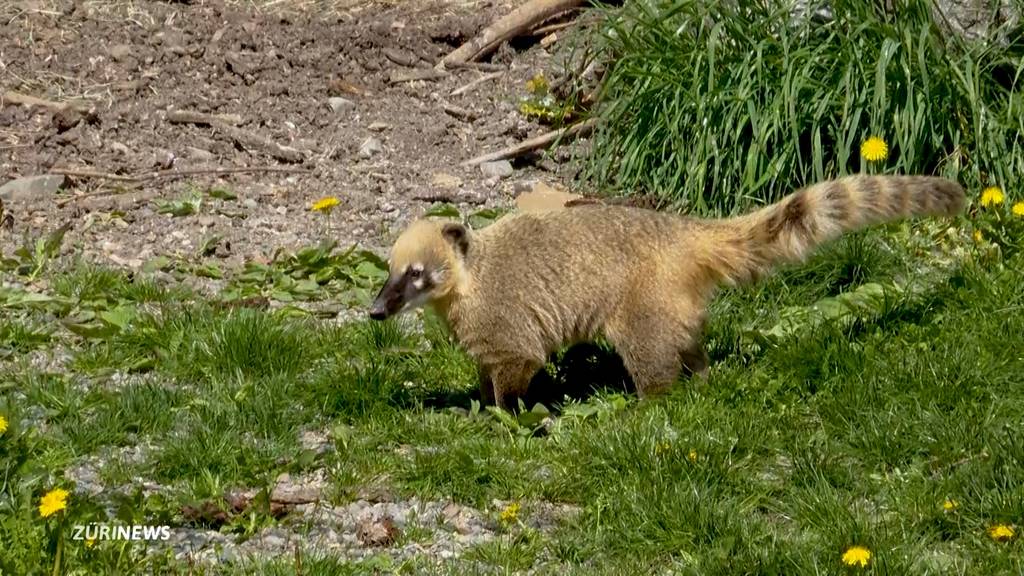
left=585, top=0, right=1024, bottom=213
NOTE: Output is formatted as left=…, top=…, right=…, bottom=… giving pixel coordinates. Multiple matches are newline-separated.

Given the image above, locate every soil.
left=0, top=0, right=589, bottom=281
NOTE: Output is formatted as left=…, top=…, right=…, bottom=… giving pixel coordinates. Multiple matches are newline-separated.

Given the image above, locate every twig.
left=441, top=0, right=586, bottom=65
left=440, top=61, right=507, bottom=72
left=51, top=166, right=312, bottom=205
left=450, top=71, right=503, bottom=97
left=531, top=20, right=578, bottom=36
left=462, top=118, right=597, bottom=166
left=165, top=110, right=244, bottom=126
left=163, top=112, right=305, bottom=163
left=2, top=90, right=95, bottom=113
left=442, top=104, right=478, bottom=122
left=212, top=123, right=305, bottom=163
left=388, top=68, right=449, bottom=84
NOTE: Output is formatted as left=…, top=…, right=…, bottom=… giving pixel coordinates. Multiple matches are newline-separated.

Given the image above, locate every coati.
left=369, top=175, right=965, bottom=410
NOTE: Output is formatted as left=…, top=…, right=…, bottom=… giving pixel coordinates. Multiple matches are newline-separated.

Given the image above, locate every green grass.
left=2, top=227, right=1023, bottom=573
left=584, top=0, right=1024, bottom=213
left=4, top=0, right=1024, bottom=572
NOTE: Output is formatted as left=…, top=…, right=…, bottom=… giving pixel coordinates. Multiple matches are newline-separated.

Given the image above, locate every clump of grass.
left=586, top=0, right=1024, bottom=213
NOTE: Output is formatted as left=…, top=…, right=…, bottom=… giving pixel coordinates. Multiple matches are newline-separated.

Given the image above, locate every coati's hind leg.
left=605, top=301, right=708, bottom=398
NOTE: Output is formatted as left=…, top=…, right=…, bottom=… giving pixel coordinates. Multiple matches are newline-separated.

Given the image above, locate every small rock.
left=383, top=47, right=420, bottom=67
left=359, top=137, right=383, bottom=159
left=186, top=147, right=215, bottom=161
left=108, top=141, right=130, bottom=155
left=0, top=174, right=66, bottom=203
left=242, top=198, right=259, bottom=210
left=153, top=149, right=176, bottom=169
left=224, top=51, right=254, bottom=76
left=484, top=175, right=501, bottom=187
left=275, top=206, right=287, bottom=215
left=367, top=122, right=389, bottom=132
left=198, top=215, right=217, bottom=227
left=107, top=44, right=133, bottom=61
left=431, top=172, right=462, bottom=189
left=479, top=160, right=513, bottom=179
left=356, top=514, right=400, bottom=547
left=328, top=97, right=355, bottom=113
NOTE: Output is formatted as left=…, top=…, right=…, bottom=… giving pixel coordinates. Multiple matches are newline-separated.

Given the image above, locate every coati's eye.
left=408, top=268, right=422, bottom=279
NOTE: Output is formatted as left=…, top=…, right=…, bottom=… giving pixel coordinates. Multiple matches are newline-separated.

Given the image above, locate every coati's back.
left=461, top=206, right=696, bottom=346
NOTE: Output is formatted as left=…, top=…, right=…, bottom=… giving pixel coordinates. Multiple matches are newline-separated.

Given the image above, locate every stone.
left=431, top=172, right=462, bottom=189
left=359, top=137, right=383, bottom=159
left=107, top=44, right=133, bottom=60
left=479, top=160, right=513, bottom=179
left=0, top=174, right=66, bottom=203
left=328, top=97, right=355, bottom=113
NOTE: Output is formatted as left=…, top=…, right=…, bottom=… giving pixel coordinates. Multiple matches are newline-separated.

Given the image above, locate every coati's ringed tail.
left=369, top=174, right=966, bottom=410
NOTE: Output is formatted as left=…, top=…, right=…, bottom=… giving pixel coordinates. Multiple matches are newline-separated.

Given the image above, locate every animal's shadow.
left=422, top=341, right=635, bottom=413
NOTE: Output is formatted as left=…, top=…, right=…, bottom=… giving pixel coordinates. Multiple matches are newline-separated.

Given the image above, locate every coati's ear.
left=441, top=222, right=469, bottom=256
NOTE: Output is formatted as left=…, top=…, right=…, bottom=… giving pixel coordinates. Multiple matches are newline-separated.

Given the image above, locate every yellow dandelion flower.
left=85, top=538, right=96, bottom=549
left=988, top=524, right=1015, bottom=542
left=860, top=137, right=888, bottom=162
left=0, top=415, right=8, bottom=435
left=841, top=545, right=871, bottom=568
left=980, top=186, right=1005, bottom=207
left=500, top=502, right=520, bottom=524
left=973, top=230, right=984, bottom=243
left=311, top=196, right=340, bottom=213
left=688, top=449, right=698, bottom=463
left=38, top=488, right=69, bottom=518
left=1013, top=202, right=1024, bottom=217
left=525, top=73, right=548, bottom=95
left=655, top=441, right=671, bottom=455
left=942, top=499, right=959, bottom=512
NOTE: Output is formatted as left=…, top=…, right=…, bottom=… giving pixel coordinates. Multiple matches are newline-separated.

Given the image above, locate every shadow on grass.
left=420, top=341, right=636, bottom=413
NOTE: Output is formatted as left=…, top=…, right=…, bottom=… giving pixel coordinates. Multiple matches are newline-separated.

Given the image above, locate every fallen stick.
left=530, top=19, right=578, bottom=36
left=163, top=112, right=305, bottom=163
left=53, top=165, right=310, bottom=182
left=165, top=110, right=244, bottom=126
left=440, top=61, right=507, bottom=72
left=388, top=68, right=449, bottom=84
left=212, top=123, right=306, bottom=163
left=442, top=104, right=478, bottom=122
left=461, top=118, right=597, bottom=166
left=441, top=0, right=586, bottom=65
left=450, top=71, right=503, bottom=97
left=52, top=166, right=311, bottom=206
left=2, top=90, right=95, bottom=113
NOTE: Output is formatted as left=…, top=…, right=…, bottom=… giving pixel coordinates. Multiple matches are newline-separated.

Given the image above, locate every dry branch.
left=450, top=71, right=503, bottom=97
left=165, top=110, right=244, bottom=126
left=441, top=0, right=586, bottom=65
left=462, top=118, right=597, bottom=166
left=213, top=123, right=305, bottom=163
left=388, top=68, right=449, bottom=84
left=2, top=90, right=95, bottom=113
left=163, top=111, right=305, bottom=163
left=52, top=166, right=311, bottom=207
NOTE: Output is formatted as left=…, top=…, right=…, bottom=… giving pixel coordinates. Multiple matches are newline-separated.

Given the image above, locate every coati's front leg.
left=486, top=359, right=540, bottom=411
left=478, top=371, right=495, bottom=406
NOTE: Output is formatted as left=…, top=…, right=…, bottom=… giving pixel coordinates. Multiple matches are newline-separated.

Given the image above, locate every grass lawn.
left=2, top=213, right=1023, bottom=574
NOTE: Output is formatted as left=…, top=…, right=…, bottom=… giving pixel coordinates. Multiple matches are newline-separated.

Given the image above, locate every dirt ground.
left=1, top=0, right=587, bottom=280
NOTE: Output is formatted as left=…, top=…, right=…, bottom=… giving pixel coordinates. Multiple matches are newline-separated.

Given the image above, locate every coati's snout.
left=369, top=264, right=429, bottom=320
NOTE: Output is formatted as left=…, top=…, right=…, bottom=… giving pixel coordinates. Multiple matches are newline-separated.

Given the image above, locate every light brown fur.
left=370, top=175, right=965, bottom=410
